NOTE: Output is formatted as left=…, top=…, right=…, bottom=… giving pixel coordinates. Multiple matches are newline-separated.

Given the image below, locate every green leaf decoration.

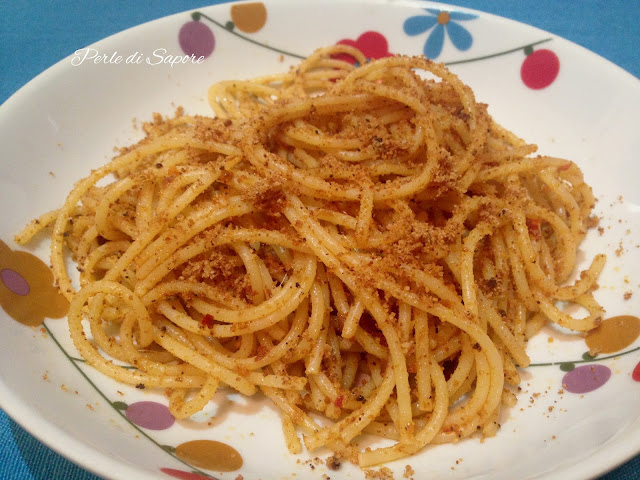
left=225, top=21, right=235, bottom=31
left=524, top=45, right=534, bottom=56
left=559, top=362, right=575, bottom=372
left=582, top=351, right=596, bottom=361
left=189, top=471, right=219, bottom=479
left=191, top=12, right=201, bottom=21
left=111, top=401, right=129, bottom=411
left=161, top=445, right=176, bottom=454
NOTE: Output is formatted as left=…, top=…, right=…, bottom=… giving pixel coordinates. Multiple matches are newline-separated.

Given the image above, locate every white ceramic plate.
left=1, top=1, right=639, bottom=479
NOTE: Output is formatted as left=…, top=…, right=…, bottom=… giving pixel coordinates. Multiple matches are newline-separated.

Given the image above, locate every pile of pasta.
left=17, top=46, right=605, bottom=467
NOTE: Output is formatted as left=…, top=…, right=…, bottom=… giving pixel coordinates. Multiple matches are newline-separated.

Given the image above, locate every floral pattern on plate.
left=179, top=3, right=562, bottom=90
left=0, top=239, right=68, bottom=327
left=403, top=8, right=478, bottom=59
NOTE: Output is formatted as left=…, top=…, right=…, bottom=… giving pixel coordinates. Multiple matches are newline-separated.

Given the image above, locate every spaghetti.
left=17, top=46, right=605, bottom=467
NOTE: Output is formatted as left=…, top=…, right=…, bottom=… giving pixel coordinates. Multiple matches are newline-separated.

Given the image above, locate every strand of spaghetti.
left=283, top=122, right=365, bottom=150
left=187, top=253, right=315, bottom=325
left=190, top=297, right=309, bottom=371
left=90, top=282, right=153, bottom=349
left=398, top=301, right=413, bottom=344
left=335, top=55, right=486, bottom=177
left=279, top=115, right=425, bottom=164
left=398, top=265, right=465, bottom=313
left=327, top=272, right=349, bottom=317
left=341, top=352, right=360, bottom=390
left=478, top=293, right=530, bottom=367
left=75, top=225, right=99, bottom=263
left=446, top=335, right=475, bottom=397
left=538, top=168, right=584, bottom=236
left=285, top=316, right=327, bottom=365
left=155, top=167, right=219, bottom=214
left=67, top=281, right=203, bottom=387
left=339, top=79, right=427, bottom=115
left=426, top=303, right=504, bottom=414
left=475, top=156, right=567, bottom=182
left=232, top=242, right=270, bottom=304
left=134, top=196, right=252, bottom=270
left=103, top=165, right=228, bottom=284
left=281, top=414, right=303, bottom=455
left=283, top=194, right=414, bottom=439
left=353, top=328, right=389, bottom=359
left=341, top=297, right=365, bottom=339
left=533, top=291, right=604, bottom=331
left=80, top=240, right=131, bottom=285
left=449, top=359, right=477, bottom=405
left=309, top=371, right=339, bottom=402
left=152, top=325, right=257, bottom=396
left=169, top=375, right=220, bottom=419
left=51, top=133, right=209, bottom=299
left=303, top=363, right=395, bottom=451
left=501, top=347, right=521, bottom=385
left=242, top=99, right=441, bottom=202
left=307, top=375, right=328, bottom=414
left=437, top=349, right=496, bottom=440
left=358, top=357, right=448, bottom=466
left=459, top=223, right=497, bottom=320
left=354, top=184, right=374, bottom=248
left=117, top=312, right=186, bottom=374
left=78, top=296, right=129, bottom=364
left=14, top=208, right=60, bottom=244
left=512, top=211, right=606, bottom=300
left=136, top=222, right=308, bottom=290
left=142, top=280, right=247, bottom=309
left=326, top=327, right=345, bottom=397
left=94, top=175, right=141, bottom=240
left=245, top=372, right=306, bottom=390
left=503, top=223, right=538, bottom=311
left=305, top=281, right=329, bottom=374
left=414, top=309, right=432, bottom=411
left=156, top=273, right=309, bottom=338
left=135, top=180, right=155, bottom=234
left=431, top=335, right=462, bottom=364
left=86, top=293, right=133, bottom=362
left=261, top=387, right=320, bottom=435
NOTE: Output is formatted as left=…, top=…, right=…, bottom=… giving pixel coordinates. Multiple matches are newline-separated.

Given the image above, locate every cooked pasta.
left=16, top=46, right=605, bottom=467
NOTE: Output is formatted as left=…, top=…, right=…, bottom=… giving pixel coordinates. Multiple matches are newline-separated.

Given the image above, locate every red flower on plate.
left=160, top=468, right=215, bottom=480
left=334, top=31, right=393, bottom=64
left=521, top=48, right=560, bottom=89
left=179, top=17, right=215, bottom=59
left=633, top=361, right=640, bottom=382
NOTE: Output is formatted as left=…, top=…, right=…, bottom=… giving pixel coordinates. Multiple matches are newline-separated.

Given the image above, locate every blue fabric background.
left=0, top=1, right=638, bottom=479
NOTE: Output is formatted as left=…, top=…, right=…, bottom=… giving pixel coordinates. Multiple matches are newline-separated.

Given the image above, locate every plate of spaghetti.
left=0, top=1, right=639, bottom=480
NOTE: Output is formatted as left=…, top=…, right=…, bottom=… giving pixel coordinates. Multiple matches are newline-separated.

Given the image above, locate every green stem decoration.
left=42, top=322, right=218, bottom=479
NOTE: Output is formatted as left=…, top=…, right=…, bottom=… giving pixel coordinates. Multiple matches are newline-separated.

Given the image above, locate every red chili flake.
left=334, top=394, right=344, bottom=408
left=255, top=345, right=269, bottom=360
left=201, top=314, right=214, bottom=328
left=526, top=218, right=542, bottom=239
left=558, top=162, right=572, bottom=171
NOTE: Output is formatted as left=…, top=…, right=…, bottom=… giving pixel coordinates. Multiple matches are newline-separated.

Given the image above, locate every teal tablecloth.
left=0, top=1, right=638, bottom=479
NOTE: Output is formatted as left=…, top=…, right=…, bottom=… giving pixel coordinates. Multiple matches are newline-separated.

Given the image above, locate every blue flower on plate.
left=403, top=8, right=478, bottom=59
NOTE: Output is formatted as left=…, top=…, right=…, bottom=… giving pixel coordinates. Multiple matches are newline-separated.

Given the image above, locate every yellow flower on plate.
left=230, top=2, right=267, bottom=33
left=0, top=239, right=68, bottom=326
